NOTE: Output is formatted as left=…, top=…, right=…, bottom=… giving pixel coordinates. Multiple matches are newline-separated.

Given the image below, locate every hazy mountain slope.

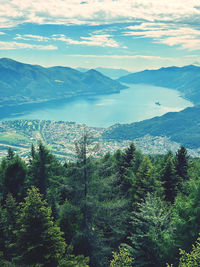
left=0, top=58, right=126, bottom=106
left=118, top=65, right=200, bottom=104
left=76, top=67, right=131, bottom=79
left=103, top=105, right=200, bottom=149
left=95, top=67, right=131, bottom=79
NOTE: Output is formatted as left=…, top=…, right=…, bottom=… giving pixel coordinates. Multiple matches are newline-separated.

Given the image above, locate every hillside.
left=103, top=105, right=200, bottom=149
left=76, top=67, right=131, bottom=79
left=0, top=58, right=126, bottom=110
left=118, top=65, right=200, bottom=104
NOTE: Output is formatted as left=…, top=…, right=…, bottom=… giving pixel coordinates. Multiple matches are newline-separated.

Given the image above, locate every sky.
left=1, top=0, right=200, bottom=72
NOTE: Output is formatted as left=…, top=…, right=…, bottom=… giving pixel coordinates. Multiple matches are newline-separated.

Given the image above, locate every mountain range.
left=77, top=67, right=131, bottom=79
left=1, top=58, right=200, bottom=155
left=0, top=58, right=126, bottom=109
left=118, top=65, right=200, bottom=104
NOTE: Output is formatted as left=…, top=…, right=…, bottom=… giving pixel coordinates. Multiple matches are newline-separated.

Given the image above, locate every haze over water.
left=5, top=84, right=193, bottom=128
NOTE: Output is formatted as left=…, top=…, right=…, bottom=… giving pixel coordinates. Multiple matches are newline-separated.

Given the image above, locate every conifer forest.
left=0, top=133, right=200, bottom=266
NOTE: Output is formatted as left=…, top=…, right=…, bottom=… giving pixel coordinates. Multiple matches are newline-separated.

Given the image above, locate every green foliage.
left=129, top=193, right=175, bottom=266
left=132, top=155, right=161, bottom=205
left=1, top=143, right=200, bottom=267
left=60, top=245, right=89, bottom=267
left=110, top=246, right=134, bottom=267
left=1, top=194, right=19, bottom=260
left=172, top=175, right=200, bottom=253
left=178, top=236, right=200, bottom=266
left=175, top=146, right=189, bottom=183
left=167, top=234, right=200, bottom=266
left=28, top=142, right=64, bottom=199
left=0, top=154, right=27, bottom=202
left=58, top=200, right=83, bottom=244
left=161, top=152, right=179, bottom=203
left=14, top=187, right=66, bottom=266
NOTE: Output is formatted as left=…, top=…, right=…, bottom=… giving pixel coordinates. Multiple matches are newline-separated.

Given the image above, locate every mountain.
left=77, top=67, right=131, bottom=79
left=118, top=65, right=200, bottom=104
left=103, top=105, right=200, bottom=149
left=95, top=67, right=131, bottom=79
left=0, top=58, right=126, bottom=108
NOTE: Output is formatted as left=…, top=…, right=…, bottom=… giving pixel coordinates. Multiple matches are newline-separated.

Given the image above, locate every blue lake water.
left=4, top=84, right=193, bottom=127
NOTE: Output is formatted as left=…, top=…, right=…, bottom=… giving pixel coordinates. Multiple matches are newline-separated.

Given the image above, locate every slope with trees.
left=0, top=138, right=200, bottom=266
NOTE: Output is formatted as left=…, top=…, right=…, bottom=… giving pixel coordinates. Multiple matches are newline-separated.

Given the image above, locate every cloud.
left=125, top=22, right=200, bottom=51
left=14, top=34, right=50, bottom=42
left=0, top=41, right=57, bottom=50
left=67, top=54, right=172, bottom=61
left=0, top=1, right=200, bottom=28
left=1, top=1, right=200, bottom=52
left=52, top=33, right=120, bottom=47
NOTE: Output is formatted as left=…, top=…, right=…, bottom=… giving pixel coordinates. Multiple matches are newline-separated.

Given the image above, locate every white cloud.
left=0, top=41, right=57, bottom=50
left=53, top=33, right=120, bottom=47
left=14, top=34, right=50, bottom=42
left=1, top=1, right=200, bottom=52
left=125, top=22, right=200, bottom=51
left=68, top=54, right=172, bottom=61
left=0, top=0, right=200, bottom=27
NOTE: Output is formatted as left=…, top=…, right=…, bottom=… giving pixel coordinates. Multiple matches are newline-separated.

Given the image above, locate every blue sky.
left=1, top=0, right=200, bottom=72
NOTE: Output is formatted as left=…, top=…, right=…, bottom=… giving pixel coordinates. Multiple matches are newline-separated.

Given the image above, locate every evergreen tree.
left=6, top=148, right=15, bottom=161
left=1, top=194, right=19, bottom=261
left=122, top=142, right=136, bottom=169
left=167, top=234, right=200, bottom=266
left=73, top=132, right=100, bottom=258
left=175, top=146, right=189, bottom=183
left=14, top=187, right=66, bottom=266
left=58, top=200, right=83, bottom=244
left=161, top=153, right=178, bottom=203
left=28, top=142, right=64, bottom=199
left=2, top=155, right=27, bottom=202
left=132, top=155, right=161, bottom=205
left=110, top=246, right=134, bottom=267
left=173, top=175, right=200, bottom=254
left=129, top=193, right=175, bottom=267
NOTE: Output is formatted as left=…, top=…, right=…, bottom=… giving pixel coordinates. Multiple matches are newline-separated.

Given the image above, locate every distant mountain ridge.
left=76, top=67, right=131, bottom=79
left=118, top=65, right=200, bottom=104
left=0, top=58, right=126, bottom=108
left=103, top=105, right=200, bottom=149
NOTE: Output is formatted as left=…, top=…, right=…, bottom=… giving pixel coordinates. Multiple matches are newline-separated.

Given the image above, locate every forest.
left=0, top=132, right=200, bottom=266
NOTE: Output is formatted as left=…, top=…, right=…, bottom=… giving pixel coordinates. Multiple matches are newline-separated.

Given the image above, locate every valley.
left=1, top=58, right=200, bottom=160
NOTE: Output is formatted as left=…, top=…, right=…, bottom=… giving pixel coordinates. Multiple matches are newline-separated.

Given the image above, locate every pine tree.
left=2, top=155, right=27, bottom=202
left=175, top=146, right=189, bottom=183
left=122, top=142, right=136, bottom=169
left=1, top=194, right=19, bottom=261
left=14, top=187, right=66, bottom=266
left=28, top=142, right=63, bottom=198
left=161, top=153, right=178, bottom=203
left=132, top=155, right=161, bottom=205
left=6, top=148, right=15, bottom=161
left=129, top=193, right=175, bottom=267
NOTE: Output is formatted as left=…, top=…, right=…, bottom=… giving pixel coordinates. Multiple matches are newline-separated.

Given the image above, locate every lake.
left=2, top=84, right=193, bottom=127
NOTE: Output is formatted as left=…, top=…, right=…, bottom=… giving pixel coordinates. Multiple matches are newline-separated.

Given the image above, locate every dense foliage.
left=0, top=137, right=200, bottom=266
